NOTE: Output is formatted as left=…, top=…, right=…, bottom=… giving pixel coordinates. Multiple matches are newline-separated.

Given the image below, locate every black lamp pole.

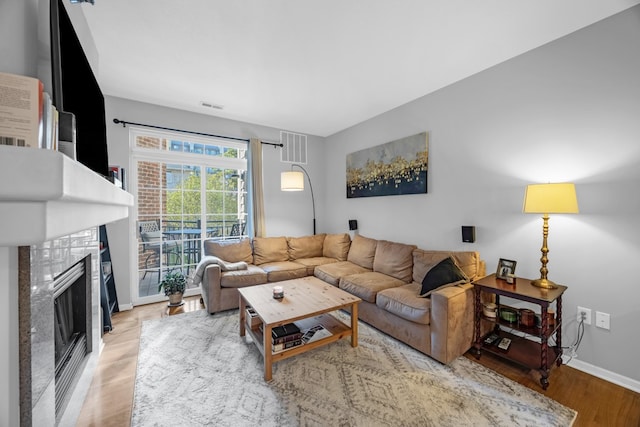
left=292, top=164, right=316, bottom=235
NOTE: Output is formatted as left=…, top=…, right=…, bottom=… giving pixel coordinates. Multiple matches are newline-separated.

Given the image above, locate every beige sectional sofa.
left=199, top=233, right=485, bottom=364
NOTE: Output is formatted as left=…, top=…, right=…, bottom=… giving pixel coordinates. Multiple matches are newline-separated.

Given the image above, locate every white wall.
left=104, top=96, right=325, bottom=306
left=323, top=7, right=640, bottom=383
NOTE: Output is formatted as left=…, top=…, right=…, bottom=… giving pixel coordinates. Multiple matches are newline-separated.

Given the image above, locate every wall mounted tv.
left=50, top=0, right=109, bottom=177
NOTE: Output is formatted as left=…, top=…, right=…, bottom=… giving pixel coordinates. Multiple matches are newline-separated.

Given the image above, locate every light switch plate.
left=595, top=311, right=610, bottom=330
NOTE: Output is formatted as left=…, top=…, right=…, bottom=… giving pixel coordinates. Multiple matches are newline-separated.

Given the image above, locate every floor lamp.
left=523, top=183, right=579, bottom=289
left=281, top=164, right=316, bottom=235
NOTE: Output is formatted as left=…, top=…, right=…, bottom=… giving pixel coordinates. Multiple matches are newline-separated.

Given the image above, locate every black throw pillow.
left=419, top=256, right=469, bottom=297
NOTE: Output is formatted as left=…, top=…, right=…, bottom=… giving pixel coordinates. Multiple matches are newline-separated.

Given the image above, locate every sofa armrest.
left=200, top=264, right=222, bottom=314
left=429, top=283, right=475, bottom=364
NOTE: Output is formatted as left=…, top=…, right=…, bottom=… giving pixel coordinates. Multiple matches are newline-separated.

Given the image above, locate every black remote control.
left=484, top=333, right=500, bottom=345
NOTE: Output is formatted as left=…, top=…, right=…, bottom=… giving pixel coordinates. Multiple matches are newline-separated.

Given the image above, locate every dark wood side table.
left=472, top=273, right=567, bottom=390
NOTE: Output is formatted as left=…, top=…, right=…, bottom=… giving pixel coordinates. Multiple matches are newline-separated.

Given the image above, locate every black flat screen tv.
left=50, top=0, right=109, bottom=177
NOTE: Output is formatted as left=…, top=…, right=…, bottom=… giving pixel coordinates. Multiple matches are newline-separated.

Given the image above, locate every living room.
left=2, top=1, right=640, bottom=426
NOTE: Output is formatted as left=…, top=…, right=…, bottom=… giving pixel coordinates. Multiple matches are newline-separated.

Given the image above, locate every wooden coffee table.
left=238, top=276, right=361, bottom=380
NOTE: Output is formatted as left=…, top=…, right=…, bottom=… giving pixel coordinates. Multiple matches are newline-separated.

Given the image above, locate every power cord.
left=550, top=312, right=585, bottom=363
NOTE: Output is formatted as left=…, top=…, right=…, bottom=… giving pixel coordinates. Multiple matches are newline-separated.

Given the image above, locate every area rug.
left=131, top=310, right=577, bottom=427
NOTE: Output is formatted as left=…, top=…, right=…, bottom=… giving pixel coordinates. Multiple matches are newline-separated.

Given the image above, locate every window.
left=130, top=128, right=248, bottom=302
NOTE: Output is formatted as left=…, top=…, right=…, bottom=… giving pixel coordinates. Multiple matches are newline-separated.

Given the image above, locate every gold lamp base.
left=530, top=278, right=558, bottom=289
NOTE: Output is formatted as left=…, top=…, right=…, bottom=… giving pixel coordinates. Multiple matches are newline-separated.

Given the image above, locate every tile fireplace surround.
left=0, top=147, right=133, bottom=426
left=19, top=230, right=100, bottom=426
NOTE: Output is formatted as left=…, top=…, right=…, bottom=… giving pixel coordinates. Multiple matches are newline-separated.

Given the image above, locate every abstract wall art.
left=346, top=132, right=428, bottom=198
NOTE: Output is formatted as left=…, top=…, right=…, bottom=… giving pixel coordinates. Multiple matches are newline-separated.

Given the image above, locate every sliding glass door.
left=131, top=129, right=247, bottom=303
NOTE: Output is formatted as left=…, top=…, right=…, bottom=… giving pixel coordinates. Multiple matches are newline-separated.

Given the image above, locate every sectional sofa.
left=199, top=233, right=485, bottom=364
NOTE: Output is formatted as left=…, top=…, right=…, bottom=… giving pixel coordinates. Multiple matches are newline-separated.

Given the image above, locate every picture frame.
left=496, top=258, right=517, bottom=280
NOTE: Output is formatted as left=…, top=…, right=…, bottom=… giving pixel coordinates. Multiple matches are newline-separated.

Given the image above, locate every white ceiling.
left=78, top=0, right=640, bottom=137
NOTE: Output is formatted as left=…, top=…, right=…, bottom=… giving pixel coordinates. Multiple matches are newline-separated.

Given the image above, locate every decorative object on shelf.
left=483, top=302, right=497, bottom=318
left=523, top=183, right=579, bottom=289
left=500, top=308, right=517, bottom=324
left=281, top=164, right=316, bottom=234
left=346, top=132, right=428, bottom=199
left=547, top=309, right=556, bottom=327
left=519, top=308, right=536, bottom=327
left=158, top=271, right=187, bottom=306
left=496, top=258, right=517, bottom=281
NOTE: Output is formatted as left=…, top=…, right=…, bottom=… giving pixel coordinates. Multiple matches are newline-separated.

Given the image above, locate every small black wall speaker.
left=462, top=226, right=476, bottom=243
left=348, top=220, right=358, bottom=231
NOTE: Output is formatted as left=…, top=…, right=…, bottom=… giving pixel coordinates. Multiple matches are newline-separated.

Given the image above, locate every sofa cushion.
left=373, top=240, right=416, bottom=283
left=419, top=256, right=469, bottom=297
left=314, top=261, right=370, bottom=286
left=323, top=233, right=351, bottom=261
left=339, top=271, right=405, bottom=303
left=219, top=265, right=268, bottom=288
left=260, top=261, right=308, bottom=282
left=203, top=238, right=253, bottom=264
left=347, top=234, right=377, bottom=269
left=287, top=234, right=326, bottom=260
left=377, top=283, right=431, bottom=325
left=412, top=249, right=481, bottom=283
left=293, top=257, right=339, bottom=276
left=253, top=236, right=289, bottom=265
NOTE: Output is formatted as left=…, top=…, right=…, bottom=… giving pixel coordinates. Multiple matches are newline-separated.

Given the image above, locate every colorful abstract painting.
left=346, top=132, right=428, bottom=198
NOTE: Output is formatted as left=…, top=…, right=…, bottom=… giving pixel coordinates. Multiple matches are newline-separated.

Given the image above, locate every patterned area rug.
left=132, top=310, right=577, bottom=426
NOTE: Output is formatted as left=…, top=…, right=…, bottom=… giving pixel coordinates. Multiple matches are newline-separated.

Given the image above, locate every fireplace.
left=18, top=229, right=101, bottom=426
left=1, top=146, right=133, bottom=426
left=53, top=255, right=91, bottom=419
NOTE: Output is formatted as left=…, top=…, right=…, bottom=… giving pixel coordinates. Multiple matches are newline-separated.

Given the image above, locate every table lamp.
left=281, top=164, right=316, bottom=234
left=523, top=183, right=579, bottom=289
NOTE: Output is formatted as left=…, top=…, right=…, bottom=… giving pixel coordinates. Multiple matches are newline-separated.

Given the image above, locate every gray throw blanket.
left=190, top=255, right=248, bottom=287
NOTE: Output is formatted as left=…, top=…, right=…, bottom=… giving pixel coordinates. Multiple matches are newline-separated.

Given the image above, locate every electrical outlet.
left=595, top=311, right=610, bottom=330
left=577, top=306, right=592, bottom=325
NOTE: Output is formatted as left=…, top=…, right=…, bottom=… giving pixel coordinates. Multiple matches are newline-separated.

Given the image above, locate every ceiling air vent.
left=280, top=131, right=307, bottom=164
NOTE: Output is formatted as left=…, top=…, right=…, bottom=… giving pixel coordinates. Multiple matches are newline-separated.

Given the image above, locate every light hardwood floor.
left=76, top=297, right=640, bottom=426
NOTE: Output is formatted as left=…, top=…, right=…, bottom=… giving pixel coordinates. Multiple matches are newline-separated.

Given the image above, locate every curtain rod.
left=113, top=118, right=250, bottom=143
left=261, top=141, right=284, bottom=148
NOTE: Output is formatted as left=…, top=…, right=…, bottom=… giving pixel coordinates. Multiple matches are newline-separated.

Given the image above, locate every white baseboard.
left=117, top=303, right=134, bottom=311
left=564, top=356, right=640, bottom=393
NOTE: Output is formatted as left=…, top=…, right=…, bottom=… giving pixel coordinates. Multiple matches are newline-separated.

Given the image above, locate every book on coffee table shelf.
left=300, top=324, right=333, bottom=344
left=273, top=332, right=303, bottom=345
left=271, top=322, right=300, bottom=338
left=272, top=339, right=303, bottom=353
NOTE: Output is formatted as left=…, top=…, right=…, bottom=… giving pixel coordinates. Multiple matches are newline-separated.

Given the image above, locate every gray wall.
left=104, top=96, right=325, bottom=306
left=323, top=7, right=640, bottom=383
left=1, top=1, right=44, bottom=425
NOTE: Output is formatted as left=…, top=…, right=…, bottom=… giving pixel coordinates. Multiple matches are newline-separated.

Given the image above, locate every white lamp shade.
left=523, top=183, right=579, bottom=214
left=281, top=171, right=304, bottom=191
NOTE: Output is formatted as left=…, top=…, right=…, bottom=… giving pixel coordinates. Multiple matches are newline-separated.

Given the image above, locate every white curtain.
left=247, top=138, right=266, bottom=237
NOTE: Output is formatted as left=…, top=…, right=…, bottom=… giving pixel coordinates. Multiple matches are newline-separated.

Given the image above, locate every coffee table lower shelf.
left=244, top=313, right=356, bottom=380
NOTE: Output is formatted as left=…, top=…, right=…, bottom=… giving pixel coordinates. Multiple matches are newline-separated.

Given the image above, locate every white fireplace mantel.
left=0, top=146, right=133, bottom=246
